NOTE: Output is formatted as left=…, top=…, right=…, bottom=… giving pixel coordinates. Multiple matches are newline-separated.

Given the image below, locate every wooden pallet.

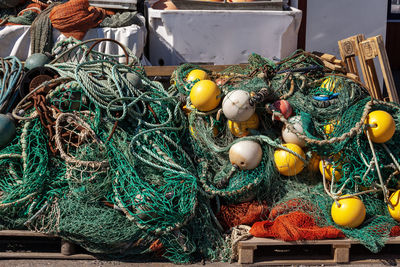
left=338, top=34, right=399, bottom=103
left=0, top=230, right=95, bottom=260
left=238, top=236, right=400, bottom=265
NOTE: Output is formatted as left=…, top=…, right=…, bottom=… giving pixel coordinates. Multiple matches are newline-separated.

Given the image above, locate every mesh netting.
left=1, top=42, right=400, bottom=263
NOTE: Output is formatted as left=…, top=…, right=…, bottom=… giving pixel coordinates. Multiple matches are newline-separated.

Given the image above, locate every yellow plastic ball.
left=388, top=190, right=400, bottom=222
left=228, top=113, right=259, bottom=137
left=308, top=152, right=321, bottom=172
left=319, top=157, right=342, bottom=181
left=331, top=195, right=366, bottom=228
left=274, top=143, right=305, bottom=176
left=189, top=80, right=221, bottom=112
left=324, top=123, right=334, bottom=135
left=321, top=77, right=342, bottom=92
left=186, top=69, right=209, bottom=82
left=365, top=110, right=396, bottom=143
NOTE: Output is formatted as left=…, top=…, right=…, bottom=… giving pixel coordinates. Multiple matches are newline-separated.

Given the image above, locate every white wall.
left=305, top=0, right=387, bottom=57
left=304, top=0, right=388, bottom=87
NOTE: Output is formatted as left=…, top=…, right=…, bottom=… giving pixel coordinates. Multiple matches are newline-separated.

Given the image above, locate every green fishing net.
left=1, top=41, right=400, bottom=264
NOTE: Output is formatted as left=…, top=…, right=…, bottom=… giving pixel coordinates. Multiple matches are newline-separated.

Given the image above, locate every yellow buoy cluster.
left=182, top=69, right=400, bottom=230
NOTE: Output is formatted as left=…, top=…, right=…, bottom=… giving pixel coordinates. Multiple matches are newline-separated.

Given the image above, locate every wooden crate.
left=238, top=236, right=400, bottom=265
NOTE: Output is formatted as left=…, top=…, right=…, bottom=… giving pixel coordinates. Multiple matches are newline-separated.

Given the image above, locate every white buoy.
left=282, top=115, right=306, bottom=147
left=229, top=140, right=262, bottom=170
left=222, top=90, right=255, bottom=122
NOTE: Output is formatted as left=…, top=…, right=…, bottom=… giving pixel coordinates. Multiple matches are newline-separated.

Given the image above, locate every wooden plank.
left=243, top=236, right=400, bottom=246
left=338, top=35, right=366, bottom=82
left=322, top=60, right=345, bottom=72
left=240, top=237, right=350, bottom=246
left=332, top=244, right=351, bottom=263
left=238, top=237, right=400, bottom=265
left=238, top=236, right=400, bottom=265
left=320, top=53, right=336, bottom=63
left=241, top=259, right=337, bottom=266
left=0, top=252, right=95, bottom=260
left=333, top=59, right=345, bottom=66
left=238, top=246, right=257, bottom=264
left=0, top=230, right=52, bottom=237
left=353, top=35, right=382, bottom=99
left=143, top=64, right=248, bottom=77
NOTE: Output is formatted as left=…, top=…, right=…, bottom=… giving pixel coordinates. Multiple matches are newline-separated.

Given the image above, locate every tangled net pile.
left=1, top=39, right=400, bottom=263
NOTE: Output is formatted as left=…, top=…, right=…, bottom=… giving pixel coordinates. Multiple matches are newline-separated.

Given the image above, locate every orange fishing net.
left=250, top=211, right=345, bottom=241
left=216, top=201, right=269, bottom=230
left=49, top=0, right=113, bottom=40
left=268, top=198, right=316, bottom=220
left=0, top=2, right=47, bottom=26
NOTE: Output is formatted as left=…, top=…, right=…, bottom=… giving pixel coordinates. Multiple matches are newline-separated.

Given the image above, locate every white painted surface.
left=0, top=16, right=147, bottom=62
left=305, top=0, right=388, bottom=87
left=305, top=0, right=387, bottom=57
left=147, top=6, right=302, bottom=65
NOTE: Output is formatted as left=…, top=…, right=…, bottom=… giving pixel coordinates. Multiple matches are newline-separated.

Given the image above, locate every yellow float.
left=388, top=190, right=400, bottom=222
left=365, top=110, right=396, bottom=143
left=228, top=113, right=259, bottom=137
left=331, top=195, right=366, bottom=228
left=189, top=80, right=221, bottom=112
left=320, top=77, right=342, bottom=92
left=186, top=69, right=209, bottom=82
left=319, top=156, right=342, bottom=181
left=308, top=152, right=321, bottom=172
left=274, top=143, right=305, bottom=176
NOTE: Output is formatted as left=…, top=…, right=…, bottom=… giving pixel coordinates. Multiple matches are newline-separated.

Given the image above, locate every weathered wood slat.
left=238, top=236, right=400, bottom=264
left=143, top=64, right=248, bottom=77
left=0, top=252, right=95, bottom=260
left=0, top=230, right=51, bottom=237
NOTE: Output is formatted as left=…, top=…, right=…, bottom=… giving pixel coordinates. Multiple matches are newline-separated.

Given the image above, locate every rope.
left=0, top=56, right=23, bottom=113
left=30, top=2, right=59, bottom=54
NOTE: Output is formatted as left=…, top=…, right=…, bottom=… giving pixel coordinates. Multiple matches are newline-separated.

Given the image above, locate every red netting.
left=216, top=201, right=269, bottom=230
left=390, top=225, right=400, bottom=237
left=250, top=211, right=345, bottom=241
left=268, top=198, right=316, bottom=220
